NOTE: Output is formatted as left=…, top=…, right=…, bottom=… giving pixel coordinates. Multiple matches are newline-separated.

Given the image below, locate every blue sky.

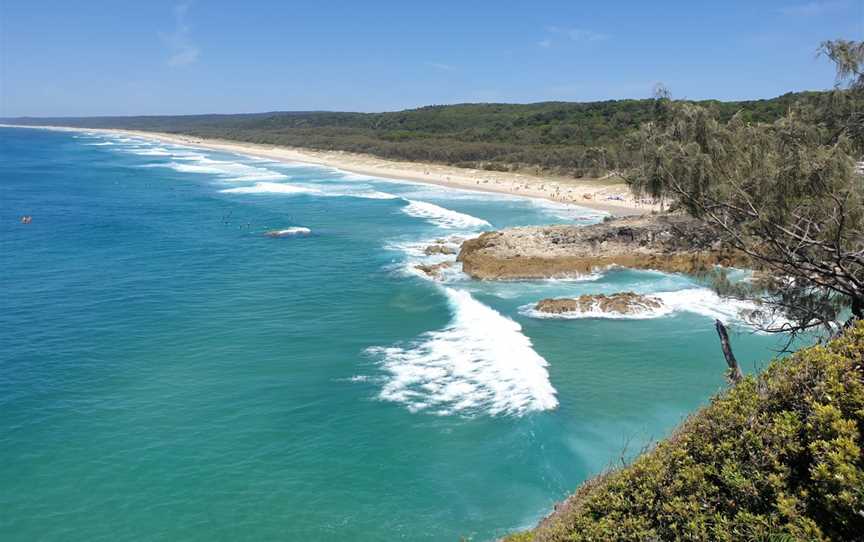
left=2, top=0, right=862, bottom=116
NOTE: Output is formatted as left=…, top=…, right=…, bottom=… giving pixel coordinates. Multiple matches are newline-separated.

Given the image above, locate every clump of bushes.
left=508, top=322, right=864, bottom=541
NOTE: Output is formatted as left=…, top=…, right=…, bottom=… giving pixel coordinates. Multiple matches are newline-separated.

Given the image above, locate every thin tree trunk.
left=715, top=319, right=743, bottom=384
left=852, top=296, right=863, bottom=320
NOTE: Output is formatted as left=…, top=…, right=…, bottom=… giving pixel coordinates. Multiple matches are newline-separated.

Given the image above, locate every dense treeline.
left=4, top=92, right=826, bottom=178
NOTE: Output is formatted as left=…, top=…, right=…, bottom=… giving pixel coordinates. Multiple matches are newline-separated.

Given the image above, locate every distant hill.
left=3, top=92, right=825, bottom=178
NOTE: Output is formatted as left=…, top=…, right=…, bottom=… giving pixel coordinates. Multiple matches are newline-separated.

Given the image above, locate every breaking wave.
left=367, top=287, right=558, bottom=417
left=220, top=182, right=320, bottom=195
left=124, top=147, right=173, bottom=156
left=266, top=227, right=312, bottom=237
left=531, top=199, right=607, bottom=223
left=155, top=157, right=290, bottom=181
left=401, top=200, right=491, bottom=230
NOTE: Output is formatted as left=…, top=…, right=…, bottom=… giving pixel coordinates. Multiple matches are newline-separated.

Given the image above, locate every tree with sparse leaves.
left=627, top=40, right=864, bottom=340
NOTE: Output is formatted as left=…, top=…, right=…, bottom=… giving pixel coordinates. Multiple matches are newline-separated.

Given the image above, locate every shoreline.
left=1, top=124, right=657, bottom=216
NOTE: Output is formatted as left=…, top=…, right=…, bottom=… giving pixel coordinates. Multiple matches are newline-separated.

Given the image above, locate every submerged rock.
left=424, top=244, right=458, bottom=256
left=414, top=261, right=453, bottom=279
left=458, top=214, right=745, bottom=279
left=536, top=292, right=663, bottom=316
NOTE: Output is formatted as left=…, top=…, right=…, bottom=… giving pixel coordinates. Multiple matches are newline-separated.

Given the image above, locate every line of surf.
left=3, top=124, right=642, bottom=217
left=367, top=287, right=558, bottom=417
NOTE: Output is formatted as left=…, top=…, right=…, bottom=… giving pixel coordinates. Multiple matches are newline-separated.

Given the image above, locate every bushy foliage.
left=3, top=93, right=822, bottom=178
left=507, top=322, right=864, bottom=542
left=626, top=41, right=864, bottom=336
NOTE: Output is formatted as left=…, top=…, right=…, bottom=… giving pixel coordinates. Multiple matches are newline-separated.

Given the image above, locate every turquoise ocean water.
left=1, top=127, right=788, bottom=540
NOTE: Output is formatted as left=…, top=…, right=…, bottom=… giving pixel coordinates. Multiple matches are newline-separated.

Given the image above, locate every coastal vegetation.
left=627, top=40, right=864, bottom=338
left=501, top=39, right=864, bottom=542
left=4, top=92, right=825, bottom=179
left=505, top=321, right=864, bottom=541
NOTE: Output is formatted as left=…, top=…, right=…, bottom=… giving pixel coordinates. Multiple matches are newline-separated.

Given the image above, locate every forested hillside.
left=4, top=92, right=823, bottom=178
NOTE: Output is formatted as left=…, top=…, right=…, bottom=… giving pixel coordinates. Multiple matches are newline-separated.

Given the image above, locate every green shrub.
left=508, top=322, right=864, bottom=541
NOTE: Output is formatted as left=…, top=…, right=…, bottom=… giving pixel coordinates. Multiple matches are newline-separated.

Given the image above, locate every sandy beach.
left=3, top=124, right=658, bottom=216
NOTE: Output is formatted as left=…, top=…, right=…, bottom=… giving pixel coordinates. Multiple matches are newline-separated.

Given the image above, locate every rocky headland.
left=457, top=214, right=745, bottom=280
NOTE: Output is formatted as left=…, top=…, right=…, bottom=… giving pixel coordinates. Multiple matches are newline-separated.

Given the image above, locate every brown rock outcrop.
left=536, top=293, right=663, bottom=316
left=424, top=244, right=458, bottom=256
left=414, top=261, right=453, bottom=279
left=458, top=214, right=746, bottom=280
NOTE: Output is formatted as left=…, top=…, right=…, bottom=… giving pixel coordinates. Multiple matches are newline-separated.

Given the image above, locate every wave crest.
left=367, top=288, right=558, bottom=417
left=139, top=155, right=289, bottom=182
left=220, top=182, right=320, bottom=195
left=266, top=227, right=311, bottom=237
left=401, top=200, right=490, bottom=230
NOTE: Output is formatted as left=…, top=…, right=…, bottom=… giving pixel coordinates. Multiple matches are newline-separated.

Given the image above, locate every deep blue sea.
left=1, top=127, right=789, bottom=541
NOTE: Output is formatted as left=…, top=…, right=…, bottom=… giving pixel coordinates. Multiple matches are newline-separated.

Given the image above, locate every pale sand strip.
left=2, top=124, right=659, bottom=216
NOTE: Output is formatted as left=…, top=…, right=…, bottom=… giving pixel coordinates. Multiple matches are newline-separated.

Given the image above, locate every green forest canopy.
left=3, top=92, right=826, bottom=178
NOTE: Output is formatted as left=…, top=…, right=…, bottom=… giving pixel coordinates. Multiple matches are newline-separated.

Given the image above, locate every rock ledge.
left=536, top=293, right=663, bottom=316
left=458, top=214, right=744, bottom=280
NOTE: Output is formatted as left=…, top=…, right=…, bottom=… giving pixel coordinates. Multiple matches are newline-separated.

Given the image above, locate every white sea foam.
left=521, top=296, right=672, bottom=320
left=654, top=288, right=767, bottom=323
left=548, top=273, right=605, bottom=282
left=401, top=200, right=491, bottom=230
left=145, top=156, right=289, bottom=182
left=84, top=141, right=114, bottom=146
left=267, top=227, right=312, bottom=236
left=367, top=287, right=558, bottom=417
left=521, top=287, right=780, bottom=325
left=166, top=150, right=208, bottom=161
left=531, top=199, right=607, bottom=223
left=384, top=233, right=469, bottom=283
left=220, top=182, right=320, bottom=195
left=125, top=147, right=172, bottom=156
left=351, top=190, right=400, bottom=200
left=313, top=184, right=400, bottom=200
left=385, top=239, right=440, bottom=259
left=236, top=154, right=286, bottom=164
left=336, top=171, right=379, bottom=181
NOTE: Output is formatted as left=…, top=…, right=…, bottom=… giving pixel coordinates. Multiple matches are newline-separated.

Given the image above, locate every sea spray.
left=146, top=158, right=290, bottom=182
left=521, top=287, right=778, bottom=325
left=401, top=199, right=491, bottom=230
left=221, top=182, right=320, bottom=194
left=367, top=287, right=558, bottom=416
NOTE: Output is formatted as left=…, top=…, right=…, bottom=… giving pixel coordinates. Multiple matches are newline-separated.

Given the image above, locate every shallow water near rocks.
left=1, top=127, right=791, bottom=541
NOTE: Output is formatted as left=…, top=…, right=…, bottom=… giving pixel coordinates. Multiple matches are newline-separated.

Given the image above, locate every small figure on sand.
left=20, top=215, right=32, bottom=224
